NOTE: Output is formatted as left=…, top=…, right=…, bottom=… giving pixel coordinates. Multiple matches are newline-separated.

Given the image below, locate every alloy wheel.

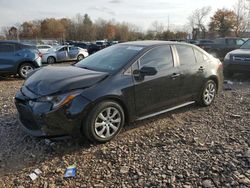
left=94, top=107, right=122, bottom=139
left=203, top=82, right=216, bottom=105
left=20, top=65, right=34, bottom=78
left=77, top=55, right=84, bottom=61
left=47, top=57, right=55, bottom=64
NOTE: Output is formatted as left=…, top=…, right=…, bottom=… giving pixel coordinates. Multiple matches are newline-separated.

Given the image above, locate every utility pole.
left=167, top=15, right=170, bottom=31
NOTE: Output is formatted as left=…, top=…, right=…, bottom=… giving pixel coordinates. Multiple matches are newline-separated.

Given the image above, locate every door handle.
left=171, top=73, right=181, bottom=79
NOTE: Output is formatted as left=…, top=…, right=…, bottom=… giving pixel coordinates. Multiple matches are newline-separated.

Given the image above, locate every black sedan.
left=224, top=39, right=250, bottom=77
left=15, top=41, right=223, bottom=143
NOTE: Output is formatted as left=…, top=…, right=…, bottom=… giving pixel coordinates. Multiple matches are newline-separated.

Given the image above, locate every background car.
left=15, top=41, right=223, bottom=143
left=203, top=37, right=245, bottom=59
left=36, top=45, right=53, bottom=54
left=73, top=42, right=105, bottom=55
left=194, top=39, right=214, bottom=49
left=224, top=39, right=250, bottom=77
left=0, top=41, right=42, bottom=78
left=41, top=45, right=89, bottom=64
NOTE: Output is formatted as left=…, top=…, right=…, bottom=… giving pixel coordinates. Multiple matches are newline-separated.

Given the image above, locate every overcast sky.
left=0, top=0, right=236, bottom=31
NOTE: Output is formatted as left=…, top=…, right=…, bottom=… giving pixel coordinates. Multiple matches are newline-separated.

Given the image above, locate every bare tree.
left=188, top=6, right=212, bottom=39
left=234, top=0, right=248, bottom=36
left=149, top=21, right=165, bottom=38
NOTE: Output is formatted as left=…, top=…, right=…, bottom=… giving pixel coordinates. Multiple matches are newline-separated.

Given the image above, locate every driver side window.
left=139, top=45, right=173, bottom=71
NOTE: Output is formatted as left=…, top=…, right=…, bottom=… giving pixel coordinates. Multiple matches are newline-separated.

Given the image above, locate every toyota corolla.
left=15, top=41, right=223, bottom=143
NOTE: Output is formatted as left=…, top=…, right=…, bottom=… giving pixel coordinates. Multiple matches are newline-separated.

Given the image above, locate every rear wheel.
left=18, top=63, right=35, bottom=79
left=47, top=56, right=56, bottom=64
left=77, top=54, right=84, bottom=61
left=198, top=80, right=217, bottom=106
left=82, top=101, right=125, bottom=143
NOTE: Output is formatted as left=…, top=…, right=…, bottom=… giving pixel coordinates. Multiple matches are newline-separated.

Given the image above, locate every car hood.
left=24, top=66, right=108, bottom=96
left=229, top=49, right=250, bottom=55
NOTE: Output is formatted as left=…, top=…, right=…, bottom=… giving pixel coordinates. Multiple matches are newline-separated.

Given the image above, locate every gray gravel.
left=0, top=72, right=250, bottom=187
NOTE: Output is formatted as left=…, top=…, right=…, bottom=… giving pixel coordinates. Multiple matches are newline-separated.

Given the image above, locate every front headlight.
left=224, top=53, right=230, bottom=60
left=38, top=90, right=83, bottom=109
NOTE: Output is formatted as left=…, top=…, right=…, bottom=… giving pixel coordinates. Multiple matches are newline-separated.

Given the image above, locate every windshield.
left=240, top=40, right=250, bottom=49
left=75, top=44, right=144, bottom=72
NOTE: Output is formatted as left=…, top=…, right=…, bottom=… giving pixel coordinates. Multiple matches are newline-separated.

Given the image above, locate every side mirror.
left=139, top=66, right=157, bottom=76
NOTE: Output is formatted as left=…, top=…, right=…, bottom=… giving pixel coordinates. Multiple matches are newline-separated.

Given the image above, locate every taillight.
left=38, top=52, right=42, bottom=58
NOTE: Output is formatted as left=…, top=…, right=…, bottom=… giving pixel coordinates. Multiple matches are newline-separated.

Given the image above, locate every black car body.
left=0, top=41, right=42, bottom=78
left=224, top=39, right=250, bottom=76
left=15, top=41, right=223, bottom=142
left=73, top=42, right=104, bottom=55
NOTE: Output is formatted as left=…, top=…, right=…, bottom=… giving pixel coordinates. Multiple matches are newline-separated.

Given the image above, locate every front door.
left=133, top=45, right=183, bottom=117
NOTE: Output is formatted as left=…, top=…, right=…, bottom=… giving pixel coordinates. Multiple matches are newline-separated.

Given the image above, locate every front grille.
left=233, top=56, right=250, bottom=61
left=16, top=103, right=40, bottom=131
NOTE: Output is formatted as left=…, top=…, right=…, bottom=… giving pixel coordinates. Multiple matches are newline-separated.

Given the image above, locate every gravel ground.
left=0, top=68, right=250, bottom=187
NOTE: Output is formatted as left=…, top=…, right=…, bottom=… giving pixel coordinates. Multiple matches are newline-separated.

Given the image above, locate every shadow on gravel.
left=0, top=102, right=200, bottom=177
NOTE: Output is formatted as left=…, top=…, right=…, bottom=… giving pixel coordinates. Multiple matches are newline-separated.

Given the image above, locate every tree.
left=105, top=23, right=117, bottom=40
left=234, top=0, right=249, bottom=36
left=209, top=9, right=237, bottom=37
left=40, top=18, right=65, bottom=39
left=19, top=21, right=40, bottom=39
left=188, top=6, right=211, bottom=39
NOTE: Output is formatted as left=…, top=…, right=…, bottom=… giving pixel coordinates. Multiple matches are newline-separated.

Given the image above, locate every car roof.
left=121, top=40, right=192, bottom=47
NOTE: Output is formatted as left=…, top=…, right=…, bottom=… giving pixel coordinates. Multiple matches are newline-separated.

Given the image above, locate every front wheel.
left=18, top=63, right=35, bottom=79
left=198, top=80, right=217, bottom=106
left=82, top=101, right=125, bottom=143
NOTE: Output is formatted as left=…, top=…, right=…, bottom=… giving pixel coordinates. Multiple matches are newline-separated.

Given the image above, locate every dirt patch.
left=0, top=73, right=249, bottom=187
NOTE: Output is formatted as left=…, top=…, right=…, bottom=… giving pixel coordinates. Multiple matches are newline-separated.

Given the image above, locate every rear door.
left=56, top=46, right=69, bottom=61
left=133, top=45, right=183, bottom=117
left=0, top=42, right=17, bottom=73
left=175, top=45, right=206, bottom=102
left=68, top=46, right=79, bottom=60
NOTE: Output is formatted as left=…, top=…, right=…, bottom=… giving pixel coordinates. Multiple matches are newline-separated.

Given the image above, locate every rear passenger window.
left=140, top=46, right=173, bottom=71
left=194, top=48, right=205, bottom=63
left=176, top=45, right=196, bottom=66
left=0, top=44, right=15, bottom=53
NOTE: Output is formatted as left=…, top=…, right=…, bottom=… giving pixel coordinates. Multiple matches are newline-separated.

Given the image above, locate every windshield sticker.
left=127, top=46, right=143, bottom=51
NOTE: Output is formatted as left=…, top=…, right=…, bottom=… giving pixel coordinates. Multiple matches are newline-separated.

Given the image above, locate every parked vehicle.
left=72, top=42, right=98, bottom=55
left=15, top=41, right=223, bottom=143
left=224, top=39, right=250, bottom=77
left=37, top=45, right=53, bottom=54
left=194, top=39, right=214, bottom=49
left=0, top=41, right=42, bottom=78
left=203, top=37, right=245, bottom=59
left=41, top=45, right=89, bottom=64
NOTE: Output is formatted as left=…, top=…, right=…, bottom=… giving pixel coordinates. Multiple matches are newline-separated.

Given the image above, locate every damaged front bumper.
left=15, top=88, right=91, bottom=137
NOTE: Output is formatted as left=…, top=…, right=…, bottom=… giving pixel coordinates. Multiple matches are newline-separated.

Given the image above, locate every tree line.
left=2, top=0, right=250, bottom=42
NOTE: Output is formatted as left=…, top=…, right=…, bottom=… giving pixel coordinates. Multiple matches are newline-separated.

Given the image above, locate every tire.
left=77, top=54, right=84, bottom=61
left=47, top=56, right=56, bottom=64
left=82, top=101, right=125, bottom=143
left=198, top=80, right=217, bottom=107
left=18, top=63, right=35, bottom=79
